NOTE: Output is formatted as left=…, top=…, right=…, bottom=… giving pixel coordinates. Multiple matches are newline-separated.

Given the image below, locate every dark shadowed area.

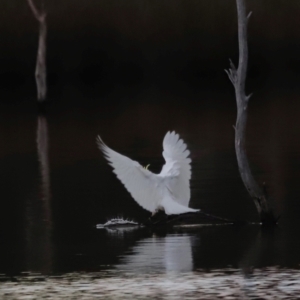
left=1, top=0, right=300, bottom=97
left=0, top=0, right=300, bottom=299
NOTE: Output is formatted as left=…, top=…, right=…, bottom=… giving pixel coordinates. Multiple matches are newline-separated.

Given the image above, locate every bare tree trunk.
left=27, top=0, right=47, bottom=102
left=226, top=0, right=277, bottom=225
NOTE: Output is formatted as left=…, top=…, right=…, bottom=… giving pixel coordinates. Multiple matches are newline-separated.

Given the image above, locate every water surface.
left=1, top=86, right=300, bottom=298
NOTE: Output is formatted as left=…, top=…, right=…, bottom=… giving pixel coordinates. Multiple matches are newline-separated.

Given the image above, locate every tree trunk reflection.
left=25, top=115, right=52, bottom=274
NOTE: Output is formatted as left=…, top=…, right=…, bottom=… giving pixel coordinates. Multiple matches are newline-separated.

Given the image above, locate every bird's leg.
left=148, top=207, right=168, bottom=225
left=151, top=208, right=159, bottom=217
left=149, top=208, right=161, bottom=223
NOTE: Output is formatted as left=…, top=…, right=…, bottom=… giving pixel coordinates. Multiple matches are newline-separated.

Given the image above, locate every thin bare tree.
left=226, top=0, right=277, bottom=225
left=27, top=0, right=47, bottom=102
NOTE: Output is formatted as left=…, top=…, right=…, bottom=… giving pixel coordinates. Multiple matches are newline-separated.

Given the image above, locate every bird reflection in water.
left=116, top=234, right=194, bottom=273
left=25, top=115, right=53, bottom=274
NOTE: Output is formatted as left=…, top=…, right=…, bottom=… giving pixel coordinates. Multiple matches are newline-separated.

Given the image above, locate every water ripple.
left=1, top=267, right=300, bottom=299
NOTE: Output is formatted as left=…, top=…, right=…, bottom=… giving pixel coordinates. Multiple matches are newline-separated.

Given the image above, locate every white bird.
left=97, top=131, right=199, bottom=215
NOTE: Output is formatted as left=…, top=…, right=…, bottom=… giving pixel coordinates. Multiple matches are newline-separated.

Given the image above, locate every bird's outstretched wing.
left=97, top=133, right=198, bottom=215
left=160, top=131, right=192, bottom=207
left=97, top=136, right=164, bottom=212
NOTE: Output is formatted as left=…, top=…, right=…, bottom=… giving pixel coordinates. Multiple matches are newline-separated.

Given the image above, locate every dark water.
left=1, top=85, right=300, bottom=298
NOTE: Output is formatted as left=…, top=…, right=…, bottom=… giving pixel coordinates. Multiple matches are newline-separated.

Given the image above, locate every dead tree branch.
left=226, top=0, right=277, bottom=225
left=27, top=0, right=47, bottom=102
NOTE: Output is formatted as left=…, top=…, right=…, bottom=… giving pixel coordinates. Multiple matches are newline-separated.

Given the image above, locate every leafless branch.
left=26, top=0, right=47, bottom=102
left=26, top=0, right=45, bottom=22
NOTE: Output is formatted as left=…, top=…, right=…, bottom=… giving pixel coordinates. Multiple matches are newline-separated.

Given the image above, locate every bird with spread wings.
left=97, top=131, right=199, bottom=215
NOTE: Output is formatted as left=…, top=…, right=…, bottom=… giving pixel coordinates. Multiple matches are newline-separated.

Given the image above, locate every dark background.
left=0, top=0, right=300, bottom=99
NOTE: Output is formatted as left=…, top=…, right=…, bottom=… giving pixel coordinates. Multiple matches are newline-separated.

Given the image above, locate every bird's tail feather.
left=162, top=197, right=199, bottom=215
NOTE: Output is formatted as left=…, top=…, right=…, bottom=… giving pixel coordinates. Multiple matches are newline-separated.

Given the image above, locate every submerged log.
left=145, top=211, right=242, bottom=228
left=226, top=0, right=277, bottom=225
left=97, top=212, right=247, bottom=231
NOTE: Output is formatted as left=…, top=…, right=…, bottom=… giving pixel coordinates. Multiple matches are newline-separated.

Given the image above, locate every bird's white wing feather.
left=97, top=136, right=164, bottom=212
left=160, top=131, right=191, bottom=207
left=97, top=133, right=198, bottom=215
